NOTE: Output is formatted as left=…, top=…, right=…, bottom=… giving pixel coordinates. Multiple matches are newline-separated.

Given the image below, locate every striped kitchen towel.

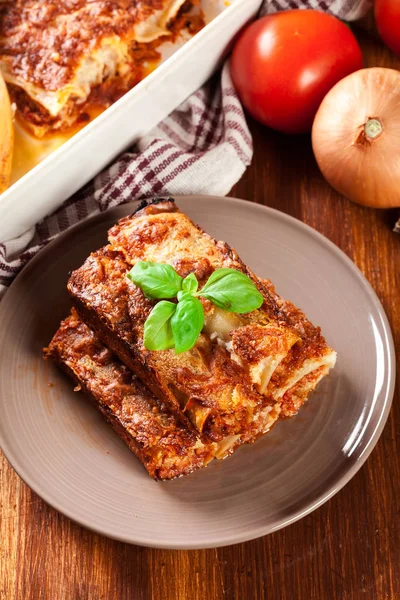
left=263, top=0, right=371, bottom=20
left=0, top=0, right=371, bottom=295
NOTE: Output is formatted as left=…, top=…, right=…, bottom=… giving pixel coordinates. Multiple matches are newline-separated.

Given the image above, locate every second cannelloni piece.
left=44, top=309, right=217, bottom=479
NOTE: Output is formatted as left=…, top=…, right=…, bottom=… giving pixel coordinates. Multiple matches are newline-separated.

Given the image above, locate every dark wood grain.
left=1, top=14, right=399, bottom=600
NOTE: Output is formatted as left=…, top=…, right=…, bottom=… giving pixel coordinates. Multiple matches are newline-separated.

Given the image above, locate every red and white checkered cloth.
left=0, top=0, right=371, bottom=295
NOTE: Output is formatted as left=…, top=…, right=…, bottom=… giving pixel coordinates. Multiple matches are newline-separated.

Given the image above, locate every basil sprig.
left=128, top=261, right=263, bottom=353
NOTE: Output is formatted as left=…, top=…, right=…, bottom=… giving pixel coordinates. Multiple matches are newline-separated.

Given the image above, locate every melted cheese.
left=203, top=307, right=242, bottom=342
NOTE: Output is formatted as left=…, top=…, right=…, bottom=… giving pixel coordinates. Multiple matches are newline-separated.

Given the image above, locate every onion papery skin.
left=312, top=68, right=400, bottom=209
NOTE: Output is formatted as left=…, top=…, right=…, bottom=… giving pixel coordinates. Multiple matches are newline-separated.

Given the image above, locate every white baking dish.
left=0, top=0, right=262, bottom=241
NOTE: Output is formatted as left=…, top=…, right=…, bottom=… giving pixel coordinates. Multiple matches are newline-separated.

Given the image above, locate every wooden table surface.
left=1, top=14, right=399, bottom=600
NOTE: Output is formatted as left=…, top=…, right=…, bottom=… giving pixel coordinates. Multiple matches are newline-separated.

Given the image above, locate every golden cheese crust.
left=1, top=1, right=156, bottom=91
left=44, top=308, right=215, bottom=479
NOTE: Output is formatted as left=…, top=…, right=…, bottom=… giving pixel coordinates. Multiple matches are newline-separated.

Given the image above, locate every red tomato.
left=230, top=10, right=363, bottom=134
left=375, top=0, right=400, bottom=57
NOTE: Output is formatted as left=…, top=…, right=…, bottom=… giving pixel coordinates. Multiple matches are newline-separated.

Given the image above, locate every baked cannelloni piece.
left=44, top=309, right=216, bottom=479
left=68, top=198, right=336, bottom=446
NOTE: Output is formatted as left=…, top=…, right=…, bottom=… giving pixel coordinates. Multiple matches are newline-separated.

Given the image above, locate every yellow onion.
left=0, top=71, right=13, bottom=193
left=312, top=68, right=400, bottom=208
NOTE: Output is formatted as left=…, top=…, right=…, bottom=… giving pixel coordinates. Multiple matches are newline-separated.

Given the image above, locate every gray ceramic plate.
left=0, top=196, right=395, bottom=549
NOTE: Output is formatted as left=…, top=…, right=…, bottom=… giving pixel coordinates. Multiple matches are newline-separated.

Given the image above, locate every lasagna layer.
left=68, top=199, right=336, bottom=442
left=0, top=0, right=199, bottom=135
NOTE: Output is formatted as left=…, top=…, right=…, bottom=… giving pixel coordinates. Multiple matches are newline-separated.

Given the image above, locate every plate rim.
left=0, top=195, right=396, bottom=549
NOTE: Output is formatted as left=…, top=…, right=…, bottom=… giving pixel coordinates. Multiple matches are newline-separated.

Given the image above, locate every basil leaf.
left=143, top=301, right=176, bottom=351
left=198, top=268, right=263, bottom=313
left=182, top=272, right=198, bottom=294
left=171, top=295, right=204, bottom=354
left=127, top=261, right=182, bottom=299
left=177, top=290, right=193, bottom=302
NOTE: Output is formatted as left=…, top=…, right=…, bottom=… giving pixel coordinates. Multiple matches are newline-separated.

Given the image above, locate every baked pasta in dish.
left=0, top=0, right=202, bottom=136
